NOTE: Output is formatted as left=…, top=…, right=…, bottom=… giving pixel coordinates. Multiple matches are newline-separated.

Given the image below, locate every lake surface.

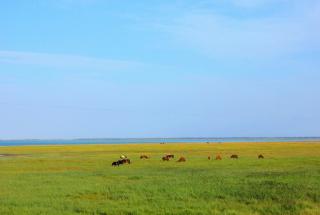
left=0, top=137, right=320, bottom=146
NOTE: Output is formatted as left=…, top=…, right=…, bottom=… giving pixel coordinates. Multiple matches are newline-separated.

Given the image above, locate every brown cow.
left=166, top=154, right=174, bottom=159
left=140, top=155, right=149, bottom=159
left=258, top=154, right=264, bottom=159
left=230, top=154, right=238, bottom=159
left=177, top=157, right=186, bottom=162
left=215, top=155, right=222, bottom=160
left=121, top=158, right=131, bottom=164
left=208, top=156, right=211, bottom=160
left=162, top=156, right=170, bottom=161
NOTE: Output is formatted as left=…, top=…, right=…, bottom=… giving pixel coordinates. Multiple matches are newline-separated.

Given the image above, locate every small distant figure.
left=208, top=156, right=211, bottom=160
left=162, top=156, right=170, bottom=161
left=140, top=155, right=150, bottom=159
left=166, top=154, right=174, bottom=159
left=120, top=155, right=127, bottom=159
left=258, top=154, right=264, bottom=159
left=230, top=154, right=238, bottom=159
left=206, top=142, right=210, bottom=144
left=160, top=142, right=165, bottom=144
left=112, top=161, right=119, bottom=166
left=162, top=154, right=174, bottom=161
left=215, top=155, right=222, bottom=160
left=112, top=158, right=131, bottom=166
left=122, top=158, right=131, bottom=164
left=177, top=157, right=186, bottom=162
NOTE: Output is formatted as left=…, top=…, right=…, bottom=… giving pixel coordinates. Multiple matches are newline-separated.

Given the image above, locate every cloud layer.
left=0, top=51, right=142, bottom=71
left=159, top=0, right=320, bottom=59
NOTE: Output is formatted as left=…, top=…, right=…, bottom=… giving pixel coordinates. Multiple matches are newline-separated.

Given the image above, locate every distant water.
left=0, top=137, right=319, bottom=146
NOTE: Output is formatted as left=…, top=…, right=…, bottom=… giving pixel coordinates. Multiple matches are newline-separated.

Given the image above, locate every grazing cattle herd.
left=112, top=153, right=265, bottom=166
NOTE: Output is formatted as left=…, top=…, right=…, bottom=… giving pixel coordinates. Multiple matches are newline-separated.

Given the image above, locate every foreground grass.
left=0, top=142, right=319, bottom=215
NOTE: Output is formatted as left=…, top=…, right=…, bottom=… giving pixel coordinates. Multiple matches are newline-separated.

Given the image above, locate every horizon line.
left=1, top=136, right=320, bottom=141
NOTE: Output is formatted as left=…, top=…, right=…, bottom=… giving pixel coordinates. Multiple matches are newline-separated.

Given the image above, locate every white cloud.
left=229, top=0, right=288, bottom=8
left=0, top=50, right=143, bottom=71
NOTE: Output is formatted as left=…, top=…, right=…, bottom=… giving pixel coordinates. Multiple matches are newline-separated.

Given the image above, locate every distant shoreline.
left=1, top=137, right=320, bottom=147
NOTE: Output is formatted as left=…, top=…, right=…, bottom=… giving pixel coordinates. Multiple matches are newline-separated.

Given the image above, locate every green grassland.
left=0, top=142, right=319, bottom=215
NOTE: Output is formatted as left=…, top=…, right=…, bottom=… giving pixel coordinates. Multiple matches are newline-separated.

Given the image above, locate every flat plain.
left=0, top=142, right=319, bottom=215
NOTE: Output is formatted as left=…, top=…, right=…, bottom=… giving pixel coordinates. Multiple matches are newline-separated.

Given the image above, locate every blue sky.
left=1, top=0, right=319, bottom=139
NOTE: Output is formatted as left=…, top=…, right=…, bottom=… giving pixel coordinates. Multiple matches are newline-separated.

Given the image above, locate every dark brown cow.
left=208, top=156, right=211, bottom=160
left=177, top=157, right=186, bottom=162
left=118, top=159, right=130, bottom=165
left=258, top=154, right=264, bottom=159
left=123, top=158, right=131, bottom=164
left=112, top=158, right=130, bottom=166
left=230, top=154, right=238, bottom=159
left=140, top=155, right=150, bottom=159
left=166, top=154, right=174, bottom=159
left=215, top=155, right=222, bottom=160
left=162, top=156, right=170, bottom=161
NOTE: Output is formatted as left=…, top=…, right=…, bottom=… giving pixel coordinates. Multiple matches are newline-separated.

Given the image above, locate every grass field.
left=0, top=142, right=319, bottom=215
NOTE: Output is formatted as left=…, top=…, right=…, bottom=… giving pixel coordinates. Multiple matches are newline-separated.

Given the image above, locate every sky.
left=0, top=0, right=320, bottom=139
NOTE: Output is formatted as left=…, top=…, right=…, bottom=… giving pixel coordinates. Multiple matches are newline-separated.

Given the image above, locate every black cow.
left=230, top=154, right=239, bottom=159
left=112, top=161, right=120, bottom=166
left=112, top=158, right=131, bottom=166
